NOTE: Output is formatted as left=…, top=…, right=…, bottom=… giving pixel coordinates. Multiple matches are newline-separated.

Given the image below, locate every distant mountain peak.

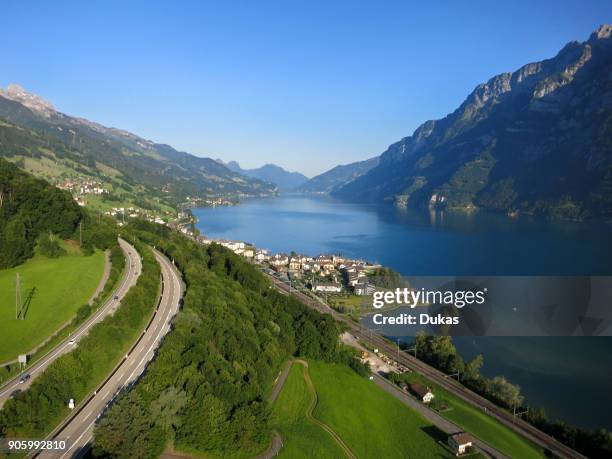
left=223, top=160, right=308, bottom=190
left=0, top=84, right=56, bottom=117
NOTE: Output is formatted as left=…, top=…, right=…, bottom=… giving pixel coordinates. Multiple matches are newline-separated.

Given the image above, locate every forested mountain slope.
left=297, top=156, right=379, bottom=194
left=0, top=85, right=275, bottom=211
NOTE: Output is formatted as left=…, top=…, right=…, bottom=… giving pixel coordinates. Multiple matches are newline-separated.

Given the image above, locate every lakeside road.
left=0, top=239, right=141, bottom=409
left=34, top=247, right=184, bottom=459
left=264, top=272, right=585, bottom=459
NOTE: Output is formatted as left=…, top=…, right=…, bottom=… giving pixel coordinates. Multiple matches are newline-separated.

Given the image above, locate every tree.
left=93, top=392, right=165, bottom=459
left=490, top=376, right=524, bottom=409
left=37, top=233, right=66, bottom=258
left=463, top=354, right=483, bottom=382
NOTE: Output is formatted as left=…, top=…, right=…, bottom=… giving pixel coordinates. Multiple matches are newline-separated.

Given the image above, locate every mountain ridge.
left=225, top=160, right=308, bottom=191
left=333, top=24, right=612, bottom=219
left=296, top=156, right=380, bottom=194
left=0, top=85, right=276, bottom=212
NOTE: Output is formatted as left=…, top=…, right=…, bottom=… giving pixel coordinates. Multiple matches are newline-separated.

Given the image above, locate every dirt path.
left=269, top=360, right=293, bottom=403
left=295, top=360, right=358, bottom=459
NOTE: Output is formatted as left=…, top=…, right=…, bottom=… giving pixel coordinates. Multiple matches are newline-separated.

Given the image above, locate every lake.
left=194, top=195, right=612, bottom=429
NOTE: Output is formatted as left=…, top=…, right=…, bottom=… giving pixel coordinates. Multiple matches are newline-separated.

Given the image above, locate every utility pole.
left=396, top=338, right=400, bottom=360
left=15, top=273, right=21, bottom=320
left=513, top=406, right=529, bottom=417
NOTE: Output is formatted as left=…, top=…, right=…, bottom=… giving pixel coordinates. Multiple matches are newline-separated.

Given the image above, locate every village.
left=193, top=234, right=384, bottom=298
left=56, top=178, right=108, bottom=206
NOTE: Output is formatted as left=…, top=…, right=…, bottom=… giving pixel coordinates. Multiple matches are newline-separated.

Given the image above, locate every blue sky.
left=1, top=1, right=610, bottom=176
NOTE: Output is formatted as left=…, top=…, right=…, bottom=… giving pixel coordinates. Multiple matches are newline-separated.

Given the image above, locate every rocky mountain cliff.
left=334, top=25, right=612, bottom=219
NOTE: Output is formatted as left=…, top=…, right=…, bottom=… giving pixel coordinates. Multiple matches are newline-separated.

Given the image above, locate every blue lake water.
left=194, top=195, right=612, bottom=429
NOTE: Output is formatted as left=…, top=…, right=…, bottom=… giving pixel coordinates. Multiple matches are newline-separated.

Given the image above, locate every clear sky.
left=1, top=1, right=610, bottom=176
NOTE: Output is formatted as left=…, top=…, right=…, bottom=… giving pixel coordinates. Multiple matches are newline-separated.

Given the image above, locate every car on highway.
left=68, top=338, right=76, bottom=345
left=114, top=295, right=119, bottom=300
left=19, top=374, right=31, bottom=384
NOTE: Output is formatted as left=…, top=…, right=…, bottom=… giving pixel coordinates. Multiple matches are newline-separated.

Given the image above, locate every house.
left=448, top=432, right=473, bottom=456
left=354, top=280, right=375, bottom=296
left=332, top=254, right=344, bottom=265
left=409, top=383, right=434, bottom=403
left=254, top=250, right=269, bottom=262
left=219, top=240, right=245, bottom=251
left=315, top=256, right=335, bottom=271
left=242, top=248, right=254, bottom=258
left=270, top=253, right=289, bottom=267
left=346, top=271, right=361, bottom=287
left=289, top=258, right=301, bottom=271
left=311, top=282, right=342, bottom=293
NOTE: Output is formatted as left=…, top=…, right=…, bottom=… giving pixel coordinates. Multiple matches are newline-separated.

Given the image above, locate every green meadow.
left=271, top=363, right=346, bottom=458
left=272, top=360, right=454, bottom=458
left=0, top=248, right=105, bottom=363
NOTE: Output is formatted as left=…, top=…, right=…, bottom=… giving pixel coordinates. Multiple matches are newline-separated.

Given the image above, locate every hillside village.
left=194, top=234, right=382, bottom=297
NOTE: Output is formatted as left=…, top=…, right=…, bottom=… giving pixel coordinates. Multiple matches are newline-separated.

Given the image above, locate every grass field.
left=273, top=360, right=454, bottom=458
left=0, top=248, right=106, bottom=363
left=398, top=372, right=544, bottom=458
left=271, top=363, right=346, bottom=458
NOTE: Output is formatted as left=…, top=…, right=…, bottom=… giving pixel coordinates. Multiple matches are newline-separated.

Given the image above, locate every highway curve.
left=34, top=247, right=184, bottom=459
left=265, top=272, right=585, bottom=459
left=0, top=238, right=142, bottom=408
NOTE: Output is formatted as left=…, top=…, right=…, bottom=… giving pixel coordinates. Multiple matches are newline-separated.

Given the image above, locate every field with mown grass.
left=271, top=363, right=346, bottom=458
left=0, top=246, right=105, bottom=363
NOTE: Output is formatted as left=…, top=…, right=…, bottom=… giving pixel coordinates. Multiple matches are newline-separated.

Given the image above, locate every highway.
left=265, top=272, right=585, bottom=459
left=0, top=238, right=142, bottom=408
left=34, top=247, right=184, bottom=459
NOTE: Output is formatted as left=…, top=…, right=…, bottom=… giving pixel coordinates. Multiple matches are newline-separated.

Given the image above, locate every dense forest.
left=91, top=222, right=359, bottom=459
left=0, top=158, right=82, bottom=267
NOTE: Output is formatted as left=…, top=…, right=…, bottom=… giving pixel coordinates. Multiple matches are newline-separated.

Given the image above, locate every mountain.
left=297, top=156, right=379, bottom=194
left=0, top=85, right=276, bottom=213
left=225, top=161, right=308, bottom=190
left=334, top=25, right=612, bottom=220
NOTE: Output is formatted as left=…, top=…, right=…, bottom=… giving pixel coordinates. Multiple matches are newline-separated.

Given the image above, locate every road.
left=34, top=247, right=184, bottom=459
left=265, top=273, right=584, bottom=459
left=0, top=238, right=141, bottom=408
